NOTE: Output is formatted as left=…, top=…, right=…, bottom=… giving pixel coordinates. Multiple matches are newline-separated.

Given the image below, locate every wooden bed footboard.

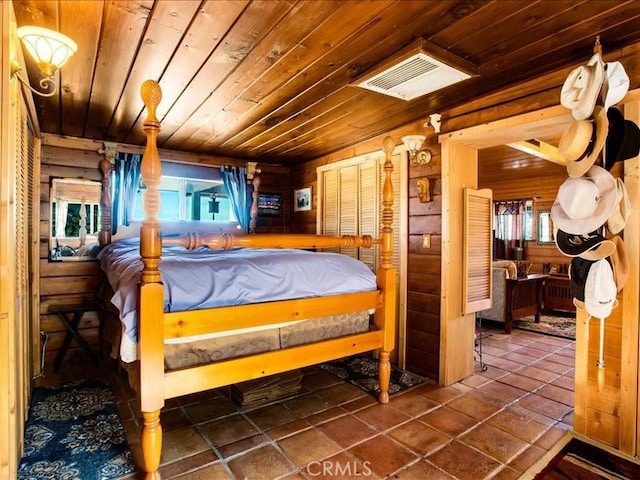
left=135, top=80, right=396, bottom=479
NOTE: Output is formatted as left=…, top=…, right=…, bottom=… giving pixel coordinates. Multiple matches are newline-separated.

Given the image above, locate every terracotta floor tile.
left=266, top=417, right=311, bottom=440
left=284, top=392, right=335, bottom=417
left=485, top=356, right=529, bottom=372
left=305, top=406, right=347, bottom=425
left=245, top=403, right=299, bottom=430
left=487, top=407, right=550, bottom=443
left=278, top=428, right=342, bottom=467
left=507, top=443, right=547, bottom=472
left=393, top=460, right=456, bottom=479
left=460, top=373, right=493, bottom=389
left=160, top=450, right=218, bottom=479
left=496, top=373, right=545, bottom=392
left=388, top=420, right=450, bottom=455
left=317, top=413, right=378, bottom=448
left=479, top=366, right=510, bottom=380
left=340, top=395, right=377, bottom=412
left=482, top=345, right=514, bottom=356
left=389, top=390, right=441, bottom=416
left=517, top=394, right=574, bottom=421
left=427, top=440, right=501, bottom=479
left=171, top=462, right=232, bottom=479
left=501, top=351, right=538, bottom=365
left=353, top=403, right=411, bottom=431
left=515, top=365, right=560, bottom=383
left=545, top=352, right=576, bottom=366
left=418, top=384, right=467, bottom=404
left=161, top=408, right=193, bottom=433
left=160, top=427, right=211, bottom=465
left=511, top=346, right=551, bottom=358
left=460, top=423, right=528, bottom=463
left=199, top=414, right=258, bottom=447
left=178, top=388, right=225, bottom=406
left=531, top=358, right=573, bottom=375
left=227, top=445, right=295, bottom=480
left=506, top=404, right=557, bottom=428
left=183, top=397, right=238, bottom=424
left=302, top=451, right=382, bottom=480
left=447, top=392, right=502, bottom=421
left=301, top=369, right=343, bottom=392
left=316, top=382, right=366, bottom=405
left=535, top=426, right=570, bottom=450
left=488, top=465, right=522, bottom=480
left=419, top=406, right=478, bottom=436
left=217, top=433, right=269, bottom=458
left=476, top=381, right=528, bottom=405
left=536, top=384, right=574, bottom=406
left=348, top=435, right=418, bottom=477
left=528, top=341, right=564, bottom=353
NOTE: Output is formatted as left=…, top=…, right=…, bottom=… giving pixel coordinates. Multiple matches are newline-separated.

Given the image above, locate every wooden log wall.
left=40, top=138, right=290, bottom=370
left=290, top=41, right=640, bottom=405
left=479, top=173, right=568, bottom=271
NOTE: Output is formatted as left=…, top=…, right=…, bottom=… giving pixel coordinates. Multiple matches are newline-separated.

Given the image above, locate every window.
left=132, top=177, right=236, bottom=222
left=494, top=199, right=533, bottom=241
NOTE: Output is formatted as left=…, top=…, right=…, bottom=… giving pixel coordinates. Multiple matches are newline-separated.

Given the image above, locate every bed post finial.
left=380, top=136, right=395, bottom=271
left=248, top=162, right=261, bottom=233
left=98, top=142, right=116, bottom=247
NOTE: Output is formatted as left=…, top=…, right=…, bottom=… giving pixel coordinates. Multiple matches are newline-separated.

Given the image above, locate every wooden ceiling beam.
left=506, top=139, right=566, bottom=166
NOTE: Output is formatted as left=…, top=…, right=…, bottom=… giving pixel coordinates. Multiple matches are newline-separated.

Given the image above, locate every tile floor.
left=41, top=325, right=576, bottom=479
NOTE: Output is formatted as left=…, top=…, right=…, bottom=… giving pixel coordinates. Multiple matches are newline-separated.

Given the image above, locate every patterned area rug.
left=319, top=354, right=429, bottom=396
left=513, top=314, right=576, bottom=340
left=18, top=379, right=134, bottom=480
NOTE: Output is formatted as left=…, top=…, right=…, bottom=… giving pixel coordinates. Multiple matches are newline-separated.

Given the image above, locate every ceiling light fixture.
left=11, top=26, right=77, bottom=97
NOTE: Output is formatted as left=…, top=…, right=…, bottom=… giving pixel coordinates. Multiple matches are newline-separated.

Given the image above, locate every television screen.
left=257, top=193, right=282, bottom=217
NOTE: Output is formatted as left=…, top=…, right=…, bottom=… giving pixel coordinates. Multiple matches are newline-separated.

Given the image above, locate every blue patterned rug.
left=18, top=379, right=135, bottom=480
left=319, top=354, right=429, bottom=396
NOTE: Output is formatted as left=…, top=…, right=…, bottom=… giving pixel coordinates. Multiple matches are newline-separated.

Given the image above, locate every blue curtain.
left=111, top=152, right=142, bottom=234
left=221, top=166, right=252, bottom=233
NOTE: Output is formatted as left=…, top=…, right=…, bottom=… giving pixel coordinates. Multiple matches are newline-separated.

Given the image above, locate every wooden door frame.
left=439, top=97, right=640, bottom=456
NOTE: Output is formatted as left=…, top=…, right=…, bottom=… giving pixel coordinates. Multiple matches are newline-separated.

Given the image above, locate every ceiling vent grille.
left=352, top=39, right=477, bottom=101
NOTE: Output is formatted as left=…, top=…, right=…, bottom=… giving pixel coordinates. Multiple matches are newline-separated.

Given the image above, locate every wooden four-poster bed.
left=98, top=80, right=397, bottom=479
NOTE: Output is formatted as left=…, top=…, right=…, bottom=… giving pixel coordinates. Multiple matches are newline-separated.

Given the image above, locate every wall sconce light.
left=401, top=134, right=432, bottom=167
left=11, top=26, right=77, bottom=97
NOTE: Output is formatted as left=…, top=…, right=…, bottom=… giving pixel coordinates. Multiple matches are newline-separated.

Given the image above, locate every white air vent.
left=351, top=39, right=477, bottom=101
left=356, top=52, right=471, bottom=101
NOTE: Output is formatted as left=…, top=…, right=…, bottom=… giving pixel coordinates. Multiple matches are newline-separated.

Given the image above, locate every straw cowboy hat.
left=609, top=235, right=629, bottom=292
left=551, top=165, right=617, bottom=235
left=559, top=106, right=608, bottom=178
left=604, top=107, right=640, bottom=170
left=607, top=177, right=632, bottom=235
left=602, top=61, right=630, bottom=111
left=555, top=228, right=616, bottom=261
left=561, top=53, right=605, bottom=121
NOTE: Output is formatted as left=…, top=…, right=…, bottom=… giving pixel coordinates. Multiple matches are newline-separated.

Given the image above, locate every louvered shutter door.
left=339, top=165, right=358, bottom=259
left=463, top=187, right=493, bottom=313
left=358, top=159, right=377, bottom=269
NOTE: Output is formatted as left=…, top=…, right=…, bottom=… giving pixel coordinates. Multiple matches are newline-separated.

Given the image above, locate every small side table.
left=49, top=304, right=99, bottom=372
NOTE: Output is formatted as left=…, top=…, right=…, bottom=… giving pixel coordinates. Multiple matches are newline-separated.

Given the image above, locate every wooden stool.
left=49, top=304, right=99, bottom=372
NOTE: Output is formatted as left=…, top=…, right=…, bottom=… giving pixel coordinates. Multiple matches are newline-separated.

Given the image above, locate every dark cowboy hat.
left=605, top=106, right=640, bottom=170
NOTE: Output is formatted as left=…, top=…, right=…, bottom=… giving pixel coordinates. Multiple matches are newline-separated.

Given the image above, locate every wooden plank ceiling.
left=13, top=0, right=640, bottom=166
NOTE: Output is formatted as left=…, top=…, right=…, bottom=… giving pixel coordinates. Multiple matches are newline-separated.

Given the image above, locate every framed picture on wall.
left=294, top=187, right=312, bottom=212
left=257, top=193, right=282, bottom=217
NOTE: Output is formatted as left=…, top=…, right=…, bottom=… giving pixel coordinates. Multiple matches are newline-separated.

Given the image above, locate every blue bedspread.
left=98, top=237, right=377, bottom=345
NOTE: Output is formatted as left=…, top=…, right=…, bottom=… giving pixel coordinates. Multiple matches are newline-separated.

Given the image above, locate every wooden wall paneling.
left=620, top=102, right=640, bottom=457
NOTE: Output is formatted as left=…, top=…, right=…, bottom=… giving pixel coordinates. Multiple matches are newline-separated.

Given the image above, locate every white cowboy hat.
left=607, top=177, right=632, bottom=234
left=559, top=106, right=608, bottom=178
left=551, top=165, right=617, bottom=235
left=602, top=61, right=630, bottom=111
left=561, top=53, right=605, bottom=121
left=584, top=258, right=617, bottom=319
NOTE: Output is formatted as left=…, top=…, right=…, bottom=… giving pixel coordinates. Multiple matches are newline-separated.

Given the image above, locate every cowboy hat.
left=561, top=53, right=605, bottom=121
left=551, top=165, right=617, bottom=235
left=604, top=107, right=640, bottom=170
left=602, top=61, right=630, bottom=110
left=607, top=177, right=632, bottom=234
left=609, top=235, right=629, bottom=292
left=584, top=258, right=618, bottom=319
left=555, top=228, right=616, bottom=261
left=559, top=106, right=608, bottom=178
left=570, top=256, right=593, bottom=303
